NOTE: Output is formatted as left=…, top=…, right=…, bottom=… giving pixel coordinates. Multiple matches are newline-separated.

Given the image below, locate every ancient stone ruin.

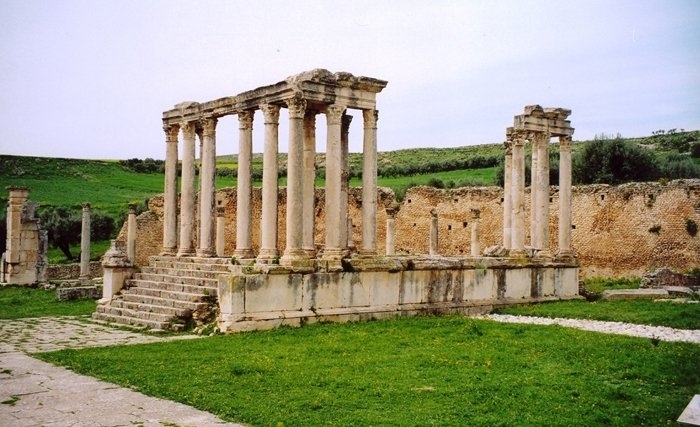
left=93, top=69, right=580, bottom=332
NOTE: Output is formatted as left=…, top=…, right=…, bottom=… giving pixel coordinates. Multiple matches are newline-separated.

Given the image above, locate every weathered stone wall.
left=47, top=261, right=102, bottom=280
left=122, top=179, right=700, bottom=279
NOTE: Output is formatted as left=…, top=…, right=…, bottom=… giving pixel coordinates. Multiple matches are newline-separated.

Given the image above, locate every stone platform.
left=218, top=255, right=580, bottom=333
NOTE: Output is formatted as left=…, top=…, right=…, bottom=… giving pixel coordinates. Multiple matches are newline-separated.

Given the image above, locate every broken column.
left=470, top=208, right=481, bottom=257
left=385, top=203, right=399, bottom=256
left=2, top=186, right=44, bottom=285
left=429, top=208, right=438, bottom=256
left=216, top=206, right=226, bottom=257
left=79, top=202, right=91, bottom=282
left=100, top=239, right=133, bottom=302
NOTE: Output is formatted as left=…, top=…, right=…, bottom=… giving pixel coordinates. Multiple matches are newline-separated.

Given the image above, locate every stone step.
left=121, top=293, right=210, bottom=311
left=133, top=272, right=219, bottom=287
left=91, top=310, right=175, bottom=331
left=96, top=302, right=182, bottom=323
left=109, top=299, right=201, bottom=318
left=149, top=256, right=231, bottom=267
left=145, top=261, right=232, bottom=273
left=140, top=266, right=227, bottom=279
left=124, top=282, right=217, bottom=300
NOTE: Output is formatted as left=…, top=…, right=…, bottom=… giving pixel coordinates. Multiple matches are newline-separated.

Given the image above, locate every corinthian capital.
left=326, top=104, right=346, bottom=125
left=559, top=135, right=572, bottom=152
left=363, top=109, right=378, bottom=128
left=259, top=103, right=280, bottom=124
left=238, top=110, right=254, bottom=130
left=163, top=123, right=180, bottom=142
left=200, top=117, right=218, bottom=137
left=286, top=96, right=307, bottom=119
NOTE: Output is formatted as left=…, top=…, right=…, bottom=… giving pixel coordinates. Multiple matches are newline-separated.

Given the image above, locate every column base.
left=509, top=248, right=529, bottom=258
left=256, top=248, right=280, bottom=264
left=535, top=249, right=554, bottom=259
left=358, top=249, right=377, bottom=258
left=233, top=248, right=255, bottom=260
left=160, top=247, right=177, bottom=256
left=321, top=247, right=346, bottom=261
left=303, top=247, right=317, bottom=258
left=197, top=248, right=215, bottom=258
left=177, top=248, right=196, bottom=257
left=555, top=249, right=575, bottom=261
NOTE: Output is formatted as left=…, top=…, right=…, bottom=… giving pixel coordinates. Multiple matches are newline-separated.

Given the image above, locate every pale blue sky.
left=1, top=0, right=698, bottom=159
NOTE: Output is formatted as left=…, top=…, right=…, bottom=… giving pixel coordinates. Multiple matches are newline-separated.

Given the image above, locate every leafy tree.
left=573, top=137, right=660, bottom=184
left=659, top=153, right=700, bottom=179
left=39, top=206, right=117, bottom=261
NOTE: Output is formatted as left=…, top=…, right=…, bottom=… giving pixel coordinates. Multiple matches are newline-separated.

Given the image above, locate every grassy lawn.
left=496, top=299, right=700, bottom=330
left=36, top=315, right=700, bottom=426
left=0, top=286, right=96, bottom=319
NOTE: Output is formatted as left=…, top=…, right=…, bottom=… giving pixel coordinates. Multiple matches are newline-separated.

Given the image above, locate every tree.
left=40, top=206, right=81, bottom=260
left=573, top=137, right=660, bottom=184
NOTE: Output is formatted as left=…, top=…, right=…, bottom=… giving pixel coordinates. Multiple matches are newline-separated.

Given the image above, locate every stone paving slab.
left=0, top=316, right=244, bottom=427
left=678, top=394, right=700, bottom=426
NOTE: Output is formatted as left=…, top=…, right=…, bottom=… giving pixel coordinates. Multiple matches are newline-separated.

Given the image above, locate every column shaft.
left=502, top=138, right=513, bottom=249
left=281, top=96, right=307, bottom=263
left=429, top=209, right=438, bottom=256
left=511, top=134, right=526, bottom=255
left=80, top=203, right=91, bottom=280
left=339, top=114, right=352, bottom=253
left=530, top=137, right=539, bottom=248
left=536, top=132, right=551, bottom=255
left=258, top=104, right=281, bottom=262
left=302, top=110, right=317, bottom=256
left=162, top=124, right=179, bottom=255
left=471, top=209, right=481, bottom=257
left=216, top=207, right=226, bottom=257
left=234, top=111, right=254, bottom=259
left=197, top=117, right=217, bottom=257
left=177, top=122, right=197, bottom=256
left=127, top=204, right=137, bottom=262
left=361, top=109, right=379, bottom=256
left=558, top=136, right=574, bottom=257
left=323, top=104, right=346, bottom=259
left=385, top=214, right=396, bottom=256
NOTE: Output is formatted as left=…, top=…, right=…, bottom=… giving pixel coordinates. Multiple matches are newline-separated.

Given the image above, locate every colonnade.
left=503, top=106, right=574, bottom=258
left=160, top=70, right=388, bottom=266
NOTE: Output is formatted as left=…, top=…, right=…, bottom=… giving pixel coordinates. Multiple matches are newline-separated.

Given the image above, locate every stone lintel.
left=162, top=69, right=387, bottom=126
left=513, top=115, right=574, bottom=137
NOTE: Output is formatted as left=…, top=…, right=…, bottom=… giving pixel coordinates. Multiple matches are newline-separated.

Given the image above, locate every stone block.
left=504, top=269, right=531, bottom=299
left=601, top=288, right=669, bottom=300
left=57, top=286, right=102, bottom=301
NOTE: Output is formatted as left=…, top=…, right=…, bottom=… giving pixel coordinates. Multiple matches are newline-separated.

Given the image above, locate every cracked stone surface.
left=0, top=316, right=244, bottom=427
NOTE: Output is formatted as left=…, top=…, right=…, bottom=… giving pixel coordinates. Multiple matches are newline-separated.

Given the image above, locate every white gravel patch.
left=476, top=314, right=700, bottom=344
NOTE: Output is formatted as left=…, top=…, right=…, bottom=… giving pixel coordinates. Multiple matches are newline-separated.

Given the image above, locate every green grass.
left=36, top=315, right=700, bottom=426
left=0, top=286, right=96, bottom=319
left=46, top=239, right=112, bottom=264
left=496, top=299, right=700, bottom=330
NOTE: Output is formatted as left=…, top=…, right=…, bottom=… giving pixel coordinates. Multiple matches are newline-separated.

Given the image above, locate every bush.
left=573, top=136, right=660, bottom=184
left=690, top=143, right=700, bottom=158
left=659, top=154, right=700, bottom=179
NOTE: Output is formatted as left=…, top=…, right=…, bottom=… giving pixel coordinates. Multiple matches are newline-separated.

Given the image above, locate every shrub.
left=691, top=143, right=700, bottom=158
left=659, top=153, right=700, bottom=180
left=687, top=219, right=698, bottom=237
left=573, top=136, right=660, bottom=184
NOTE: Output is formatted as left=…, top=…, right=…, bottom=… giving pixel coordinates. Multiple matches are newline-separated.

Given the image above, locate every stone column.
left=4, top=186, right=29, bottom=265
left=216, top=206, right=226, bottom=257
left=234, top=111, right=255, bottom=259
left=162, top=124, right=179, bottom=255
left=429, top=208, right=438, bottom=256
left=361, top=109, right=379, bottom=256
left=529, top=135, right=539, bottom=248
left=502, top=137, right=513, bottom=249
left=177, top=121, right=197, bottom=256
left=323, top=104, right=346, bottom=260
left=79, top=202, right=91, bottom=281
left=536, top=132, right=552, bottom=257
left=127, top=203, right=137, bottom=263
left=339, top=113, right=352, bottom=254
left=470, top=208, right=481, bottom=257
left=557, top=136, right=574, bottom=258
left=302, top=110, right=317, bottom=256
left=257, top=104, right=281, bottom=262
left=281, top=96, right=307, bottom=264
left=385, top=204, right=398, bottom=256
left=197, top=117, right=218, bottom=257
left=510, top=133, right=527, bottom=256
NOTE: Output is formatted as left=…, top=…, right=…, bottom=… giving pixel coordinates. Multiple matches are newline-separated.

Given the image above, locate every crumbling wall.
left=122, top=179, right=700, bottom=279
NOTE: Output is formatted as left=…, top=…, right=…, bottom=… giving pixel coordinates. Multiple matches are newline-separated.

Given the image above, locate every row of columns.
left=161, top=97, right=380, bottom=266
left=503, top=132, right=573, bottom=258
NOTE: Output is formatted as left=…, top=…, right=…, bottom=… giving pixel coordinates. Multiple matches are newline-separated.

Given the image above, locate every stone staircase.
left=92, top=256, right=231, bottom=332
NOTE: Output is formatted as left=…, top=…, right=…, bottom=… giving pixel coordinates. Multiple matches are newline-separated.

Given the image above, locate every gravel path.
left=477, top=314, right=700, bottom=344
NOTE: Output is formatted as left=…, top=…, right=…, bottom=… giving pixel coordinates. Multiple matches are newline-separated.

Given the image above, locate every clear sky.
left=1, top=0, right=698, bottom=160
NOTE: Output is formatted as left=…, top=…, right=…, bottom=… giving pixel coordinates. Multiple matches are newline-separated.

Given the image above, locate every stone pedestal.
left=100, top=240, right=133, bottom=303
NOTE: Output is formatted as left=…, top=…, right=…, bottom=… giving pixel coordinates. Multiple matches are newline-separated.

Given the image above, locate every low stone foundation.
left=56, top=285, right=103, bottom=301
left=218, top=256, right=580, bottom=333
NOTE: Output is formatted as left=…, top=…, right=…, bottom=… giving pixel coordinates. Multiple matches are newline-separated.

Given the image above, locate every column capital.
left=259, top=103, right=281, bottom=124
left=326, top=104, right=346, bottom=125
left=559, top=135, right=572, bottom=151
left=363, top=109, right=378, bottom=128
left=128, top=203, right=137, bottom=215
left=200, top=117, right=218, bottom=137
left=163, top=123, right=180, bottom=141
left=82, top=202, right=91, bottom=210
left=286, top=96, right=307, bottom=119
left=238, top=110, right=254, bottom=130
left=180, top=120, right=197, bottom=136
left=504, top=139, right=513, bottom=155
left=470, top=208, right=481, bottom=220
